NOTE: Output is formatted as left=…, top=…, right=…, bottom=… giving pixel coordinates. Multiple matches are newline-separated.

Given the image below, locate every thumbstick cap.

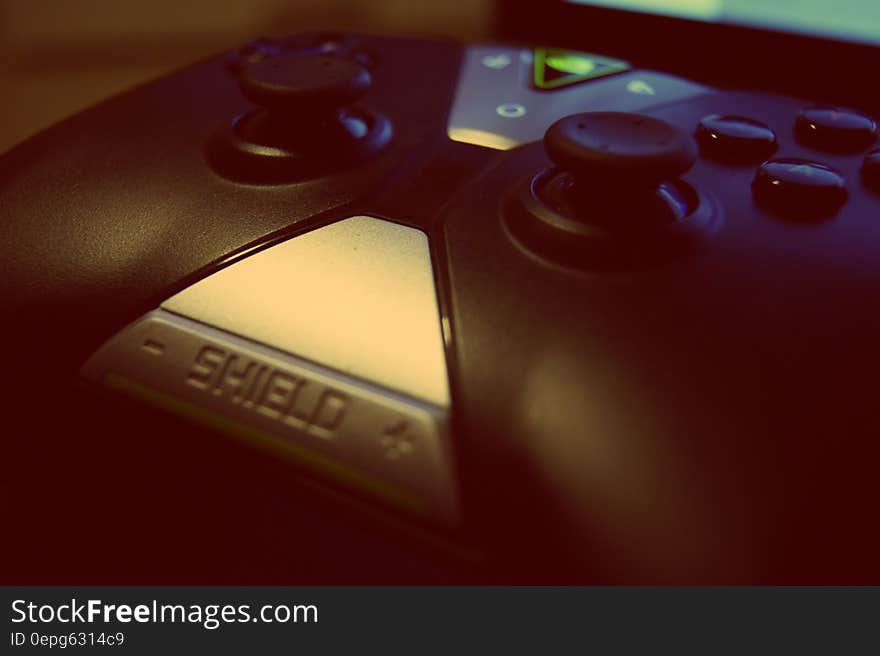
left=544, top=112, right=697, bottom=185
left=238, top=53, right=371, bottom=111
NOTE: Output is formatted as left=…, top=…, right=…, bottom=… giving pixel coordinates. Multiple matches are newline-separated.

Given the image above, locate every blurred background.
left=0, top=0, right=494, bottom=154
left=5, top=0, right=880, bottom=154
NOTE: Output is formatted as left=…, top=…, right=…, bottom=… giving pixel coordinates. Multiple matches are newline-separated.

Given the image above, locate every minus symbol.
left=142, top=339, right=165, bottom=356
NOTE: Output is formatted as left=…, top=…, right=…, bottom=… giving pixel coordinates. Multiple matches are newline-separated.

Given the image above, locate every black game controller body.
left=3, top=32, right=879, bottom=583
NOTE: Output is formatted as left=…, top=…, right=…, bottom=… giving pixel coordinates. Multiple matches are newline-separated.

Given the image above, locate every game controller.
left=3, top=32, right=880, bottom=583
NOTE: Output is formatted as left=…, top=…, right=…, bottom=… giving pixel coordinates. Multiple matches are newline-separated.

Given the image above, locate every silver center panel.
left=81, top=216, right=457, bottom=524
left=163, top=215, right=449, bottom=408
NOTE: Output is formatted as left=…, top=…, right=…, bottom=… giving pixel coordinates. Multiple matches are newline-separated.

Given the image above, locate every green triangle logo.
left=533, top=47, right=629, bottom=90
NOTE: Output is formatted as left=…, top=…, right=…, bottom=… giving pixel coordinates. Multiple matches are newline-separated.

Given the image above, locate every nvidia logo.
left=533, top=47, right=630, bottom=90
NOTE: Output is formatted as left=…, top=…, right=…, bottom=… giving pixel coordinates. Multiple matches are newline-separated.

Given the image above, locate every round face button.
left=862, top=149, right=880, bottom=195
left=794, top=107, right=878, bottom=153
left=753, top=158, right=847, bottom=219
left=695, top=114, right=777, bottom=163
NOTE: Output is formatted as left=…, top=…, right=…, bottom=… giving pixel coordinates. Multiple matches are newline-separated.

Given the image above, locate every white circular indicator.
left=496, top=103, right=527, bottom=118
left=481, top=53, right=512, bottom=70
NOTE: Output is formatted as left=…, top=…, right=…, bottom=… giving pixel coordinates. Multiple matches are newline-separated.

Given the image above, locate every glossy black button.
left=695, top=114, right=777, bottom=163
left=862, top=149, right=880, bottom=195
left=794, top=107, right=878, bottom=153
left=753, top=158, right=847, bottom=219
left=544, top=112, right=697, bottom=186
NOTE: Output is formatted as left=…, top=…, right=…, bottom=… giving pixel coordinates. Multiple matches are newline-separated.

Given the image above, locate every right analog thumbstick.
left=544, top=112, right=697, bottom=187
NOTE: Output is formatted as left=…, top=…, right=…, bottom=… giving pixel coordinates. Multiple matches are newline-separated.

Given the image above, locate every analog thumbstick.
left=238, top=53, right=371, bottom=114
left=207, top=52, right=392, bottom=183
left=544, top=112, right=696, bottom=188
left=503, top=111, right=715, bottom=269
